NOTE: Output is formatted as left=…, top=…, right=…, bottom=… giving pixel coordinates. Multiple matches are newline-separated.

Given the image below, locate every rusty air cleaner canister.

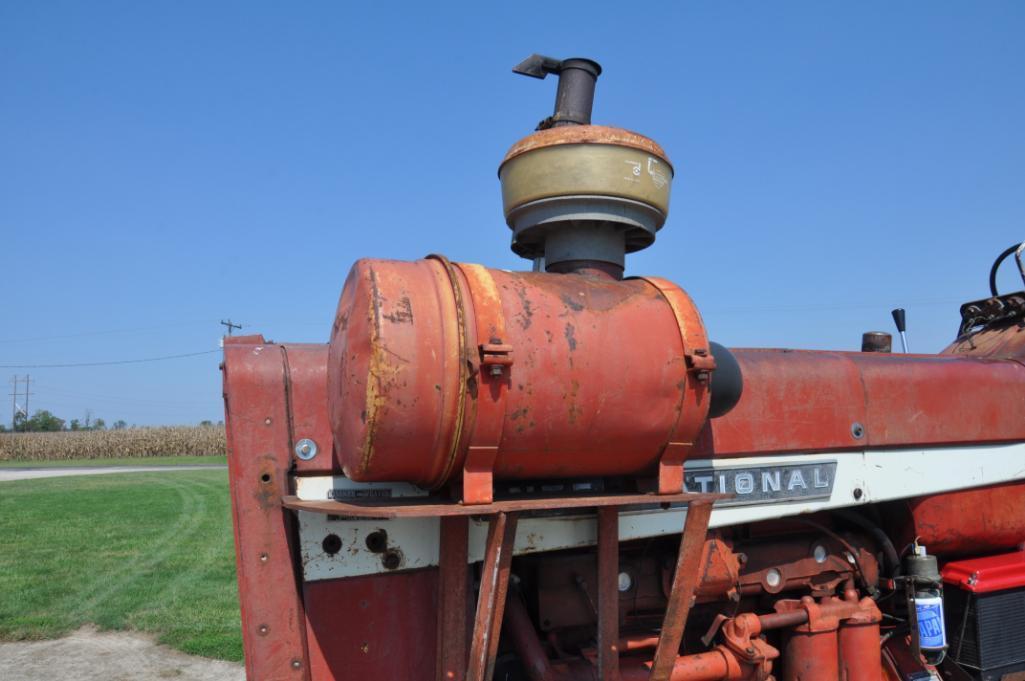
left=327, top=55, right=741, bottom=493
left=329, top=257, right=711, bottom=488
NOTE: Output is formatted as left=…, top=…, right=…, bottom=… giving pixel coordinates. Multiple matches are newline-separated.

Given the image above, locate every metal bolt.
left=294, top=438, right=318, bottom=461
left=258, top=624, right=269, bottom=635
left=765, top=568, right=782, bottom=588
left=617, top=572, right=633, bottom=592
left=259, top=553, right=269, bottom=563
left=853, top=487, right=864, bottom=500
left=489, top=365, right=503, bottom=377
left=264, top=417, right=272, bottom=426
left=291, top=660, right=302, bottom=670
left=812, top=544, right=828, bottom=563
left=851, top=422, right=865, bottom=439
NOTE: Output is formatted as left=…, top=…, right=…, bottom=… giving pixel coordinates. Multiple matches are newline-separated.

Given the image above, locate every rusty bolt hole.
left=322, top=533, right=342, bottom=556
left=365, top=530, right=388, bottom=553
left=381, top=549, right=402, bottom=570
left=260, top=472, right=271, bottom=484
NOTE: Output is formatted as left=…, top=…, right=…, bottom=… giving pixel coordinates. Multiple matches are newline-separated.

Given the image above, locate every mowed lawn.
left=0, top=469, right=243, bottom=661
left=0, top=455, right=227, bottom=468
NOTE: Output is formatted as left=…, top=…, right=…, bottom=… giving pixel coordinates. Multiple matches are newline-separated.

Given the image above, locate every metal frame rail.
left=283, top=492, right=721, bottom=681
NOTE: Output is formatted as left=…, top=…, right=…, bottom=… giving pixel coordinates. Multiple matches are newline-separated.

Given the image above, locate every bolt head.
left=617, top=572, right=633, bottom=592
left=294, top=438, right=318, bottom=461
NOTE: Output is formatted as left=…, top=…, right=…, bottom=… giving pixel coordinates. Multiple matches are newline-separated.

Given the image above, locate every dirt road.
left=0, top=626, right=244, bottom=681
left=0, top=464, right=227, bottom=482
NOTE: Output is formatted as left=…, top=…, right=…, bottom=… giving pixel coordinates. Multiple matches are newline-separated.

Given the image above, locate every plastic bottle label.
left=915, top=595, right=947, bottom=650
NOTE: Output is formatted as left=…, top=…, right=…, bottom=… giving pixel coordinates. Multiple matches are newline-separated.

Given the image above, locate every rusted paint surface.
left=699, top=348, right=1025, bottom=458
left=597, top=507, right=620, bottom=681
left=838, top=601, right=884, bottom=681
left=437, top=517, right=469, bottom=681
left=456, top=263, right=510, bottom=504
left=302, top=571, right=438, bottom=681
left=619, top=652, right=733, bottom=681
left=637, top=276, right=712, bottom=493
left=500, top=124, right=672, bottom=171
left=884, top=480, right=1025, bottom=555
left=944, top=315, right=1025, bottom=358
left=282, top=490, right=722, bottom=518
left=721, top=533, right=877, bottom=599
left=329, top=257, right=711, bottom=489
left=504, top=591, right=556, bottom=681
left=649, top=500, right=714, bottom=681
left=468, top=512, right=519, bottom=681
left=222, top=337, right=312, bottom=680
left=283, top=344, right=335, bottom=474
left=774, top=596, right=867, bottom=681
left=330, top=258, right=466, bottom=485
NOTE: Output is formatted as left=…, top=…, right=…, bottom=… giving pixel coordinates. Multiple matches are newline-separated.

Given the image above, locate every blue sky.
left=2, top=2, right=1023, bottom=426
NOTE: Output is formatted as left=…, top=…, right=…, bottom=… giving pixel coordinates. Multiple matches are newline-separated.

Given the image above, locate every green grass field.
left=0, top=455, right=226, bottom=468
left=0, top=469, right=242, bottom=661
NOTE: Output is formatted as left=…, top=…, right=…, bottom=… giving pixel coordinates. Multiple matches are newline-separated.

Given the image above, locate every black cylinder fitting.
left=708, top=342, right=743, bottom=419
left=861, top=331, right=892, bottom=353
left=512, top=54, right=602, bottom=129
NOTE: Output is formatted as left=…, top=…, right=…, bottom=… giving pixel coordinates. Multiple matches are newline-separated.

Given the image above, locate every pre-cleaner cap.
left=499, top=55, right=674, bottom=272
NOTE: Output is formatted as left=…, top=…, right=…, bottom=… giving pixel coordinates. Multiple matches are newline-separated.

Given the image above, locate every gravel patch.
left=0, top=465, right=226, bottom=483
left=0, top=626, right=244, bottom=681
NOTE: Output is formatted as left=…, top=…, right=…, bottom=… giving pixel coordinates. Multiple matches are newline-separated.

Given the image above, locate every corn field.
left=0, top=425, right=227, bottom=461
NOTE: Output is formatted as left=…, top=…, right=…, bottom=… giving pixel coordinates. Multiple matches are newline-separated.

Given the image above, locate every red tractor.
left=222, top=56, right=1025, bottom=681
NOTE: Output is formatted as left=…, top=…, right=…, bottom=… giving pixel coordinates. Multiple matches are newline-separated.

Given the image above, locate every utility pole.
left=9, top=375, right=17, bottom=431
left=220, top=319, right=242, bottom=336
left=9, top=375, right=32, bottom=431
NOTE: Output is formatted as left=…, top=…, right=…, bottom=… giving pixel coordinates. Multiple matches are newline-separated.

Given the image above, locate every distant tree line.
left=0, top=410, right=122, bottom=433
left=0, top=410, right=220, bottom=434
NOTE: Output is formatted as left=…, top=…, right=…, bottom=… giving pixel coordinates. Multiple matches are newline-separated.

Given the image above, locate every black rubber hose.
left=835, top=509, right=901, bottom=580
left=989, top=243, right=1020, bottom=297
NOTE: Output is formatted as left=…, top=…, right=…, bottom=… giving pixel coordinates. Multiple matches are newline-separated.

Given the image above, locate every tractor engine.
left=221, top=55, right=1025, bottom=681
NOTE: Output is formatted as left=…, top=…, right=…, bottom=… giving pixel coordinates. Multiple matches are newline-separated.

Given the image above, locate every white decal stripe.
left=295, top=443, right=1025, bottom=581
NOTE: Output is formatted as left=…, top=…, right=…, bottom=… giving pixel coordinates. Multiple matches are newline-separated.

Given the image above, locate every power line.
left=0, top=349, right=219, bottom=369
left=32, top=382, right=206, bottom=408
left=0, top=320, right=214, bottom=345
